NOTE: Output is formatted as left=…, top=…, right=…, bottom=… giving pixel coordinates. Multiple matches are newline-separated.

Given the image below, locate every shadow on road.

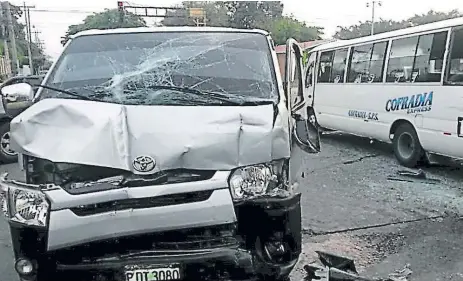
left=321, top=132, right=463, bottom=182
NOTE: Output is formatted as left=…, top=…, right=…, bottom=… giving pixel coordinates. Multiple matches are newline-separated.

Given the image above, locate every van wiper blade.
left=141, top=85, right=243, bottom=105
left=38, top=85, right=100, bottom=101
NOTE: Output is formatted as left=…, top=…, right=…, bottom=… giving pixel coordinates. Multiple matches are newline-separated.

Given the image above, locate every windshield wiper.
left=135, top=84, right=274, bottom=106
left=37, top=84, right=101, bottom=101
left=138, top=85, right=240, bottom=105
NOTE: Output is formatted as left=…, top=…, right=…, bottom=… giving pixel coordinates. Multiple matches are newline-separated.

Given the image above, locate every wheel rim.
left=397, top=132, right=415, bottom=159
left=1, top=131, right=17, bottom=156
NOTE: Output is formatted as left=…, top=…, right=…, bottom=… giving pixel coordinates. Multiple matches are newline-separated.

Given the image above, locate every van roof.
left=70, top=26, right=270, bottom=39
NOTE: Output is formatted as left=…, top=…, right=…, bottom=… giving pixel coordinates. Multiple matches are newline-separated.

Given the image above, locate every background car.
left=0, top=75, right=44, bottom=163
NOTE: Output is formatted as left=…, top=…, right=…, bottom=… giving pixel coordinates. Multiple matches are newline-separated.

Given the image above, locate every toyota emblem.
left=132, top=155, right=156, bottom=173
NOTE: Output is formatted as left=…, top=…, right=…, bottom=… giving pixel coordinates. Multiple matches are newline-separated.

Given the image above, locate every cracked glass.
left=39, top=32, right=278, bottom=106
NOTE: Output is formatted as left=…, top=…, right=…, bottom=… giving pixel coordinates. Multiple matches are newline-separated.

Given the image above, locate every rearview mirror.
left=1, top=83, right=34, bottom=117
left=293, top=113, right=320, bottom=153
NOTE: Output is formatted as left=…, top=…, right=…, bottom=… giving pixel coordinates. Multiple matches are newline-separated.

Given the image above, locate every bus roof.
left=311, top=16, right=463, bottom=52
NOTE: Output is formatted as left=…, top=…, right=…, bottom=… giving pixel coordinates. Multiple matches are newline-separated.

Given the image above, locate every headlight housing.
left=228, top=159, right=288, bottom=201
left=0, top=177, right=49, bottom=227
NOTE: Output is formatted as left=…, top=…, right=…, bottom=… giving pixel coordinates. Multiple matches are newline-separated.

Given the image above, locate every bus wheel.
left=392, top=123, right=424, bottom=168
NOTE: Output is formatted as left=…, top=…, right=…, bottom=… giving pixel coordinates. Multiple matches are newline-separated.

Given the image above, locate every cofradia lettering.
left=385, top=91, right=433, bottom=114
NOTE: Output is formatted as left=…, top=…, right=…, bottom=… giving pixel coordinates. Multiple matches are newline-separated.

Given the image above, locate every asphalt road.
left=1, top=133, right=463, bottom=281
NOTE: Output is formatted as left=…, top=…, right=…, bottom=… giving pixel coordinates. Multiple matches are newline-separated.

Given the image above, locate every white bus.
left=304, top=17, right=463, bottom=167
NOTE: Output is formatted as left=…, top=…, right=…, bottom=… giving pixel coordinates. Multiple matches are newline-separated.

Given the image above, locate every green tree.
left=406, top=9, right=462, bottom=26
left=334, top=9, right=463, bottom=40
left=269, top=15, right=323, bottom=45
left=224, top=1, right=283, bottom=29
left=161, top=1, right=323, bottom=45
left=334, top=19, right=406, bottom=39
left=61, top=9, right=146, bottom=46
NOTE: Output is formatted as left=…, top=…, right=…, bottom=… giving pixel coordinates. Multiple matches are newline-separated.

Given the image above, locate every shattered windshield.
left=40, top=32, right=277, bottom=105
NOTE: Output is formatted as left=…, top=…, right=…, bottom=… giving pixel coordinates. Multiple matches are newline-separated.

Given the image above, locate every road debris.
left=343, top=154, right=380, bottom=165
left=387, top=264, right=412, bottom=281
left=304, top=251, right=411, bottom=281
left=387, top=169, right=441, bottom=184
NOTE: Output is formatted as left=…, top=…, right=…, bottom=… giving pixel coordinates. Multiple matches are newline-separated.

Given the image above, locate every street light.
left=366, top=0, right=382, bottom=36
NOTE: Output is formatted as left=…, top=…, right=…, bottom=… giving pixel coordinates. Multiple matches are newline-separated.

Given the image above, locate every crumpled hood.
left=10, top=98, right=290, bottom=172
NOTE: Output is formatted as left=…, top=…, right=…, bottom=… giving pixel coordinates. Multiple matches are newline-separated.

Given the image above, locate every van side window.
left=414, top=31, right=447, bottom=82
left=386, top=36, right=419, bottom=82
left=330, top=48, right=348, bottom=83
left=318, top=51, right=334, bottom=83
left=446, top=29, right=463, bottom=83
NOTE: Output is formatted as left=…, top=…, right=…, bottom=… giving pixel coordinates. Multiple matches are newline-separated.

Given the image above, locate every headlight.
left=228, top=160, right=287, bottom=200
left=7, top=186, right=49, bottom=227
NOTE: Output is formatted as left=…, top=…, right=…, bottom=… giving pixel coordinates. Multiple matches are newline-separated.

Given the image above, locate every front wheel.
left=392, top=123, right=424, bottom=168
left=0, top=121, right=17, bottom=164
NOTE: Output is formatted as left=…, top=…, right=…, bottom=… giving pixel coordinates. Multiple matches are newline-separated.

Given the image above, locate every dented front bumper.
left=1, top=172, right=302, bottom=281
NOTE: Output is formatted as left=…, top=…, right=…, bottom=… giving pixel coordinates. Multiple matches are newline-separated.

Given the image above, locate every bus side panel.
left=418, top=86, right=463, bottom=158
left=313, top=83, right=463, bottom=159
left=314, top=84, right=395, bottom=142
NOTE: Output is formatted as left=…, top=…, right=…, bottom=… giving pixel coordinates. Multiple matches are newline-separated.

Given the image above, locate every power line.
left=29, top=9, right=98, bottom=14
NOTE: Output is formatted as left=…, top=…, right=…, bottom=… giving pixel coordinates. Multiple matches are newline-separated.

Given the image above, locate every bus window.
left=447, top=29, right=463, bottom=83
left=318, top=51, right=334, bottom=83
left=330, top=48, right=348, bottom=83
left=386, top=36, right=419, bottom=83
left=413, top=31, right=447, bottom=83
left=369, top=42, right=388, bottom=82
left=305, top=52, right=317, bottom=87
left=348, top=44, right=374, bottom=83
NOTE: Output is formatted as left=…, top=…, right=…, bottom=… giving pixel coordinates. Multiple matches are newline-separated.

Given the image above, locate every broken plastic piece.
left=304, top=251, right=403, bottom=281
left=397, top=169, right=426, bottom=179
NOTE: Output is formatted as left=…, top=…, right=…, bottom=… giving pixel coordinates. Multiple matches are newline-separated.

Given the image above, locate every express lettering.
left=385, top=91, right=433, bottom=113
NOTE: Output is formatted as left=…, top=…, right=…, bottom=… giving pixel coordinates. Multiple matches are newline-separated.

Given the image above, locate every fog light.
left=15, top=258, right=34, bottom=275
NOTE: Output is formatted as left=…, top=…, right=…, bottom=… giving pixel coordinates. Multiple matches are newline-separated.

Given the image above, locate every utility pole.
left=366, top=0, right=382, bottom=36
left=4, top=1, right=19, bottom=74
left=23, top=2, right=34, bottom=74
left=0, top=2, right=11, bottom=78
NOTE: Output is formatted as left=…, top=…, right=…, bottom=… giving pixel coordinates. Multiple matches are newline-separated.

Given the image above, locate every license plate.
left=125, top=266, right=181, bottom=281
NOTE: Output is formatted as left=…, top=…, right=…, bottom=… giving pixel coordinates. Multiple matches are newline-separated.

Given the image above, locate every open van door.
left=284, top=39, right=321, bottom=190
left=284, top=38, right=320, bottom=153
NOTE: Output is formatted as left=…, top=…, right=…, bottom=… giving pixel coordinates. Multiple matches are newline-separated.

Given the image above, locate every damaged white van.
left=0, top=27, right=320, bottom=281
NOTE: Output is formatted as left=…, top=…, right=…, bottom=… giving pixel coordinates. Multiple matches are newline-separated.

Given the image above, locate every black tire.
left=392, top=122, right=424, bottom=168
left=0, top=121, right=17, bottom=164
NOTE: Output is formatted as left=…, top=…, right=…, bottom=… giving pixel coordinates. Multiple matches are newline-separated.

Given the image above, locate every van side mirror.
left=293, top=113, right=320, bottom=153
left=1, top=83, right=34, bottom=117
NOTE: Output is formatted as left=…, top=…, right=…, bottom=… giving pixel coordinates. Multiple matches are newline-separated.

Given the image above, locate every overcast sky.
left=8, top=0, right=463, bottom=59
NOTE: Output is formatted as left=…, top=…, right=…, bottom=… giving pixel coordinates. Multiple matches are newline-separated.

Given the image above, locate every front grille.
left=51, top=224, right=238, bottom=265
left=25, top=155, right=216, bottom=189
left=70, top=190, right=213, bottom=216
